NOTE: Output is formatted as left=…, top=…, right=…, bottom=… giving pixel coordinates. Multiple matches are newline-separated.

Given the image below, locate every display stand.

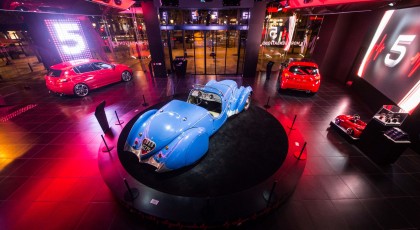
left=357, top=105, right=410, bottom=164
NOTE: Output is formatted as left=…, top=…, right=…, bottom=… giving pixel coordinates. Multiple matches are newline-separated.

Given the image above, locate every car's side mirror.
left=111, top=64, right=116, bottom=70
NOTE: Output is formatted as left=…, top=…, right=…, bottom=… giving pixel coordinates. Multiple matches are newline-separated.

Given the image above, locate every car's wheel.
left=244, top=95, right=251, bottom=110
left=346, top=128, right=354, bottom=136
left=74, top=83, right=89, bottom=97
left=335, top=118, right=340, bottom=125
left=121, top=71, right=132, bottom=82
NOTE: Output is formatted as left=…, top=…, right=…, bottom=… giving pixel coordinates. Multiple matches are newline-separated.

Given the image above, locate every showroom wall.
left=312, top=10, right=383, bottom=83
left=313, top=8, right=420, bottom=152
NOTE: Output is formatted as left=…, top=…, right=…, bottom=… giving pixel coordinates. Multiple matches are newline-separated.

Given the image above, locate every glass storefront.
left=158, top=7, right=322, bottom=76
left=0, top=9, right=150, bottom=79
left=257, top=10, right=323, bottom=72
left=159, top=9, right=249, bottom=75
left=0, top=4, right=323, bottom=79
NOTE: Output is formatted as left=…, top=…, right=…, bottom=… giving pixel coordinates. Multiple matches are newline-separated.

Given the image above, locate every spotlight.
left=388, top=2, right=395, bottom=6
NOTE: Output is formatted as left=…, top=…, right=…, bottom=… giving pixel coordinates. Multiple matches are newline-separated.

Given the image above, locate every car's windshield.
left=187, top=89, right=222, bottom=118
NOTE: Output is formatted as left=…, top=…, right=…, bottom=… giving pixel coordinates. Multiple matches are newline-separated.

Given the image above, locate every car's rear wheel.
left=244, top=95, right=251, bottom=110
left=121, top=71, right=132, bottom=82
left=74, top=83, right=89, bottom=97
left=346, top=128, right=354, bottom=136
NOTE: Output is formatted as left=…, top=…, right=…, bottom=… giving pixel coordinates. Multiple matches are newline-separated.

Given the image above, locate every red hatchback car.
left=45, top=59, right=133, bottom=97
left=278, top=60, right=321, bottom=94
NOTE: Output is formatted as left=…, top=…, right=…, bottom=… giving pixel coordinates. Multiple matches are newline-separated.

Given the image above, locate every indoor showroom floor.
left=0, top=70, right=420, bottom=230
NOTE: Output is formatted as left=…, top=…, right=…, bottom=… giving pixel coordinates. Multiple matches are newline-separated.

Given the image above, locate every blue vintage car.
left=124, top=80, right=252, bottom=172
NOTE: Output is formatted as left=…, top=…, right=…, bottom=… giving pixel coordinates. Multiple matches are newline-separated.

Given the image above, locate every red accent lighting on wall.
left=357, top=7, right=420, bottom=113
left=287, top=0, right=384, bottom=9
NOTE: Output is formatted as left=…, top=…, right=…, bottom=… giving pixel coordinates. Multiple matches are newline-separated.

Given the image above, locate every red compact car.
left=278, top=60, right=321, bottom=94
left=333, top=114, right=367, bottom=138
left=45, top=59, right=133, bottom=97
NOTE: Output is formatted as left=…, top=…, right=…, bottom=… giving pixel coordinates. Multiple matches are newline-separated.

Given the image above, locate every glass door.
left=205, top=31, right=216, bottom=75
left=163, top=29, right=246, bottom=75
left=194, top=31, right=205, bottom=74
left=215, top=30, right=226, bottom=75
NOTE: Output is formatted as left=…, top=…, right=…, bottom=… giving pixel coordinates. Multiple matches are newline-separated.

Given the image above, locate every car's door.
left=73, top=63, right=99, bottom=88
left=92, top=62, right=119, bottom=85
left=210, top=93, right=227, bottom=133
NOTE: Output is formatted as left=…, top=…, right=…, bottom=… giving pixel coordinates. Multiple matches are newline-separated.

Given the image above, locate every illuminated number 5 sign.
left=384, top=35, right=416, bottom=67
left=45, top=19, right=92, bottom=62
left=53, top=23, right=86, bottom=55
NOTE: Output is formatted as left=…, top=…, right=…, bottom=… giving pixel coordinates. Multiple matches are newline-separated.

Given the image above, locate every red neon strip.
left=408, top=52, right=420, bottom=78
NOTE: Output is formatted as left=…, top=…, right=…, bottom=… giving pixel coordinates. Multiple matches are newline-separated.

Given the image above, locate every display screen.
left=45, top=19, right=92, bottom=62
left=357, top=7, right=420, bottom=114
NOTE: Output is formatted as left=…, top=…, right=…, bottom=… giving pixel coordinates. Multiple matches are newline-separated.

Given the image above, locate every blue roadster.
left=124, top=80, right=252, bottom=172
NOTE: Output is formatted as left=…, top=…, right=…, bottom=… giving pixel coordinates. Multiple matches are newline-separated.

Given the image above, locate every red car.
left=45, top=59, right=133, bottom=97
left=333, top=114, right=367, bottom=138
left=278, top=60, right=321, bottom=94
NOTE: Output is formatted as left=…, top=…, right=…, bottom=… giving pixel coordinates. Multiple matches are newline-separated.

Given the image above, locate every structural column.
left=141, top=0, right=167, bottom=77
left=243, top=0, right=266, bottom=78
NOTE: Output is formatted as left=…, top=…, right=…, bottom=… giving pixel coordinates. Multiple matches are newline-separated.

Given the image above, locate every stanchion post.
left=288, top=114, right=297, bottom=130
left=142, top=95, right=149, bottom=107
left=27, top=63, right=33, bottom=72
left=115, top=110, right=124, bottom=125
left=298, top=142, right=307, bottom=160
left=101, top=134, right=114, bottom=152
left=264, top=96, right=271, bottom=109
left=124, top=178, right=135, bottom=200
left=267, top=180, right=278, bottom=207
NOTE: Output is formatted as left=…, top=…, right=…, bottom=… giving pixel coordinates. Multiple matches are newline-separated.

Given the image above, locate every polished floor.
left=0, top=69, right=420, bottom=230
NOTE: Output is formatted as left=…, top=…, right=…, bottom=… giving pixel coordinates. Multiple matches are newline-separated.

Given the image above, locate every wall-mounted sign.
left=191, top=10, right=198, bottom=21
left=45, top=19, right=92, bottom=62
left=162, top=11, right=168, bottom=22
left=242, top=11, right=249, bottom=20
left=357, top=7, right=420, bottom=113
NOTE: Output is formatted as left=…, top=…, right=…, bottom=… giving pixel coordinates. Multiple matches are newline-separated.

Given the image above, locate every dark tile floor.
left=1, top=70, right=420, bottom=230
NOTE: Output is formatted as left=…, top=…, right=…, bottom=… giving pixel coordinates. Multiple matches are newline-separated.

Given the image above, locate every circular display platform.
left=98, top=97, right=306, bottom=228
left=118, top=104, right=288, bottom=197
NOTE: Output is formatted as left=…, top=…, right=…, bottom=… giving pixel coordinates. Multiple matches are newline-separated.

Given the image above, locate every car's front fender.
left=162, top=127, right=209, bottom=171
left=125, top=109, right=157, bottom=150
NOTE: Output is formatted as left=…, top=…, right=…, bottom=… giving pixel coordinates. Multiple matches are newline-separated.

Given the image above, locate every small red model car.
left=45, top=59, right=133, bottom=97
left=333, top=114, right=367, bottom=138
left=278, top=60, right=321, bottom=94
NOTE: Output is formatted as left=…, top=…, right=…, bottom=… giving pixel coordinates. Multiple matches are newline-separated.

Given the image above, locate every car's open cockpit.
left=188, top=89, right=222, bottom=118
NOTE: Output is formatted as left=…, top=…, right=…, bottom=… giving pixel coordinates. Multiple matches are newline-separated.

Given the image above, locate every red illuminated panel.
left=357, top=7, right=420, bottom=113
left=90, top=0, right=135, bottom=10
left=267, top=7, right=278, bottom=13
left=399, top=80, right=420, bottom=114
left=45, top=19, right=93, bottom=62
left=287, top=0, right=383, bottom=9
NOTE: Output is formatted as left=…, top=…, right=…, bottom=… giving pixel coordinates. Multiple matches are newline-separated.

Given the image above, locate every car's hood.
left=141, top=100, right=209, bottom=157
